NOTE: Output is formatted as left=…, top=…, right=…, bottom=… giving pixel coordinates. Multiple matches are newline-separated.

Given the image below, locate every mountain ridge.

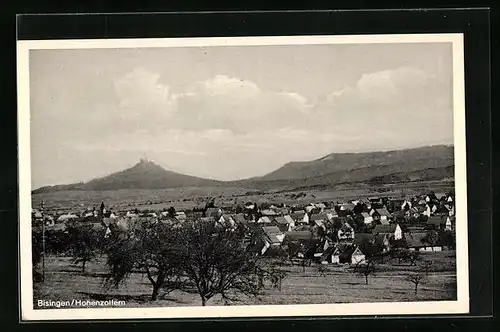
left=32, top=145, right=454, bottom=194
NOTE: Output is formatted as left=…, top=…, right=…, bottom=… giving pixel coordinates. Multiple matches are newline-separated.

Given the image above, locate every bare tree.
left=421, top=260, right=433, bottom=276
left=176, top=220, right=280, bottom=306
left=316, top=263, right=328, bottom=277
left=104, top=220, right=185, bottom=301
left=266, top=259, right=288, bottom=292
left=354, top=259, right=376, bottom=285
left=406, top=273, right=425, bottom=295
left=67, top=223, right=104, bottom=273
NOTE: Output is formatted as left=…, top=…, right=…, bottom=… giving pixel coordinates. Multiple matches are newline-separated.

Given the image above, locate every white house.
left=361, top=212, right=373, bottom=224
left=126, top=211, right=138, bottom=218
left=257, top=216, right=272, bottom=224
left=218, top=215, right=236, bottom=228
left=350, top=247, right=366, bottom=265
left=57, top=213, right=78, bottom=223
left=337, top=223, right=355, bottom=241
left=445, top=216, right=453, bottom=231
left=372, top=224, right=403, bottom=241
left=423, top=204, right=432, bottom=217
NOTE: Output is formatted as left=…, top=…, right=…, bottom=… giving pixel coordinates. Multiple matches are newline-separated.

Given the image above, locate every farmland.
left=32, top=180, right=454, bottom=215
left=34, top=251, right=456, bottom=309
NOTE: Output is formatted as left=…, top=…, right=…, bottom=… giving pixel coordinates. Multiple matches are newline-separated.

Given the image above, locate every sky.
left=29, top=42, right=454, bottom=189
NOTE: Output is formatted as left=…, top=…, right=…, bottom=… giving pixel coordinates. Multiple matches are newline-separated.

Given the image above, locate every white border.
left=17, top=33, right=468, bottom=321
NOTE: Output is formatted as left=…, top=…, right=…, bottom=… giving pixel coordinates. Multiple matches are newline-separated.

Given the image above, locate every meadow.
left=33, top=251, right=456, bottom=309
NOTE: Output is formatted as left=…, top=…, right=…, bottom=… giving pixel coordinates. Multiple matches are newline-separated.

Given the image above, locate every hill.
left=232, top=145, right=454, bottom=189
left=32, top=159, right=223, bottom=194
left=256, top=145, right=453, bottom=181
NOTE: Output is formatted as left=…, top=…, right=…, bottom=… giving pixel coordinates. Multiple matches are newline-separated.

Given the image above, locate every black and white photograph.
left=17, top=34, right=468, bottom=320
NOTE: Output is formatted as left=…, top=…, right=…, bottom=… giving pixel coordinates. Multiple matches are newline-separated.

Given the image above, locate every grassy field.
left=33, top=251, right=456, bottom=309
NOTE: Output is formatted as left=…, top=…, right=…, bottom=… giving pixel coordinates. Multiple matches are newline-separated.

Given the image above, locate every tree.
left=104, top=220, right=185, bottom=301
left=351, top=214, right=365, bottom=233
left=167, top=206, right=176, bottom=218
left=421, top=260, right=433, bottom=276
left=406, top=273, right=425, bottom=295
left=316, top=263, right=328, bottom=277
left=32, top=228, right=43, bottom=282
left=67, top=223, right=104, bottom=273
left=354, top=259, right=376, bottom=285
left=283, top=241, right=301, bottom=266
left=268, top=261, right=288, bottom=292
left=176, top=220, right=277, bottom=306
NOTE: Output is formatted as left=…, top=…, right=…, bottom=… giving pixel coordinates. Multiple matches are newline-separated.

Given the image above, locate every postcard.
left=17, top=33, right=468, bottom=321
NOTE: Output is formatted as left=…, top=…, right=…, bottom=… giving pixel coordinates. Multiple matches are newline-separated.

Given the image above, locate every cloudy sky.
left=29, top=42, right=454, bottom=189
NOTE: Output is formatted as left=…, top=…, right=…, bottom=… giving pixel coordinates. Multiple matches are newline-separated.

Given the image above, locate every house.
left=325, top=210, right=338, bottom=221
left=283, top=230, right=314, bottom=243
left=361, top=212, right=373, bottom=224
left=32, top=209, right=43, bottom=220
left=354, top=233, right=391, bottom=255
left=309, top=213, right=328, bottom=227
left=321, top=245, right=339, bottom=264
left=337, top=223, right=355, bottom=241
left=447, top=205, right=455, bottom=217
left=372, top=207, right=391, bottom=222
left=205, top=207, right=223, bottom=218
left=283, top=215, right=295, bottom=226
left=175, top=211, right=187, bottom=221
left=339, top=203, right=355, bottom=212
left=410, top=205, right=427, bottom=218
left=368, top=196, right=382, bottom=205
left=372, top=224, right=403, bottom=240
left=315, top=202, right=327, bottom=210
left=217, top=215, right=236, bottom=229
left=276, top=207, right=290, bottom=216
left=445, top=216, right=454, bottom=231
left=57, top=213, right=78, bottom=223
left=244, top=203, right=255, bottom=210
left=126, top=211, right=138, bottom=218
left=422, top=204, right=432, bottom=217
left=312, top=219, right=327, bottom=233
left=102, top=217, right=114, bottom=228
left=231, top=213, right=247, bottom=225
left=291, top=211, right=309, bottom=225
left=261, top=209, right=279, bottom=217
left=200, top=216, right=216, bottom=224
left=405, top=232, right=438, bottom=251
left=333, top=244, right=366, bottom=265
left=273, top=216, right=293, bottom=232
left=401, top=200, right=412, bottom=211
left=47, top=223, right=67, bottom=232
left=260, top=226, right=286, bottom=255
left=294, top=225, right=312, bottom=232
left=257, top=216, right=272, bottom=224
left=426, top=216, right=446, bottom=231
left=304, top=205, right=314, bottom=213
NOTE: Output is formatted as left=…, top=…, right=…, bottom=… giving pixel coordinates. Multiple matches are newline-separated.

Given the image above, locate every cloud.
left=36, top=66, right=453, bottom=183
left=104, top=66, right=452, bottom=156
left=326, top=66, right=446, bottom=111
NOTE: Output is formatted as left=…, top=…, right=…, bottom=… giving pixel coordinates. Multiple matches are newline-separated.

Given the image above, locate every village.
left=32, top=190, right=456, bottom=267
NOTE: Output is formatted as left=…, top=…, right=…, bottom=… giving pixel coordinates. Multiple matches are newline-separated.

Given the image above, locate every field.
left=33, top=251, right=456, bottom=309
left=32, top=180, right=454, bottom=214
